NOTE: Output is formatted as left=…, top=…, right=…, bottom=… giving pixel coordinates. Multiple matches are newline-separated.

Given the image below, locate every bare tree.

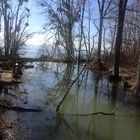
left=0, top=0, right=30, bottom=58
left=38, top=0, right=81, bottom=62
left=121, top=0, right=140, bottom=67
left=134, top=0, right=140, bottom=96
left=97, top=0, right=112, bottom=64
left=78, top=0, right=86, bottom=61
left=113, top=0, right=128, bottom=79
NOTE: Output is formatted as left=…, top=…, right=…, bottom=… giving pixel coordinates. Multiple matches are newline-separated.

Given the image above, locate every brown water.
left=0, top=62, right=140, bottom=140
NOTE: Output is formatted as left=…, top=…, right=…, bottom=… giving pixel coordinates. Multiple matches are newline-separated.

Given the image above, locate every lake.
left=1, top=62, right=140, bottom=140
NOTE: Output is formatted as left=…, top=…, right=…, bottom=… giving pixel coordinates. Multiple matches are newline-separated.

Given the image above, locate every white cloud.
left=26, top=33, right=45, bottom=46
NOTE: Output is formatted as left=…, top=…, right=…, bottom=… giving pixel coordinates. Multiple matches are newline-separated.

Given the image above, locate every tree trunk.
left=3, top=1, right=10, bottom=57
left=135, top=37, right=140, bottom=96
left=97, top=0, right=106, bottom=63
left=113, top=0, right=128, bottom=79
left=97, top=13, right=103, bottom=63
left=135, top=55, right=140, bottom=96
left=78, top=0, right=86, bottom=61
left=67, top=0, right=74, bottom=62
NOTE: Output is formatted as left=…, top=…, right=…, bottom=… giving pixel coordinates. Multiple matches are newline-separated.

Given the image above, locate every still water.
left=1, top=62, right=140, bottom=140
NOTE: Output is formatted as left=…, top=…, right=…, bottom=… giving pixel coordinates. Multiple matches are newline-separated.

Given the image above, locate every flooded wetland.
left=0, top=0, right=139, bottom=139
left=0, top=62, right=140, bottom=140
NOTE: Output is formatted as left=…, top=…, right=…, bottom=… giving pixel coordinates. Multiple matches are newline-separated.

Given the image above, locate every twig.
left=5, top=130, right=13, bottom=139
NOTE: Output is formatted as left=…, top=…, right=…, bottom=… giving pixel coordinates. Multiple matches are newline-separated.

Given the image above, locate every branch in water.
left=56, top=48, right=93, bottom=112
left=0, top=104, right=42, bottom=112
left=56, top=62, right=87, bottom=112
left=61, top=107, right=117, bottom=116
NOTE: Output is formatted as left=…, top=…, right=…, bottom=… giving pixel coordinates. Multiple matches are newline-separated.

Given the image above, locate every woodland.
left=0, top=0, right=140, bottom=139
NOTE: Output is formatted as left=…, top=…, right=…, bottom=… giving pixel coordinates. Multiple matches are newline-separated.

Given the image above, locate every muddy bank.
left=88, top=60, right=137, bottom=93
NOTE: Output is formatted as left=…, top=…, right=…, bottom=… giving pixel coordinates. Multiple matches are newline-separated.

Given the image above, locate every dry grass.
left=109, top=66, right=137, bottom=90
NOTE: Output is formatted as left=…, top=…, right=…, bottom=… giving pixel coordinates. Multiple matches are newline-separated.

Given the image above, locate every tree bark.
left=97, top=13, right=104, bottom=63
left=97, top=0, right=105, bottom=63
left=135, top=37, right=140, bottom=96
left=113, top=0, right=128, bottom=79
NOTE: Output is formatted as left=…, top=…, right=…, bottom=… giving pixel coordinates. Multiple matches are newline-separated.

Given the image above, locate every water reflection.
left=1, top=62, right=140, bottom=140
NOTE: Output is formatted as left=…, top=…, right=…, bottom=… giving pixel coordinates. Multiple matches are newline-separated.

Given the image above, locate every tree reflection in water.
left=1, top=62, right=140, bottom=140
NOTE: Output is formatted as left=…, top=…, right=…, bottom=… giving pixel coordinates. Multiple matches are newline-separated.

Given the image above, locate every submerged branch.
left=0, top=103, right=116, bottom=115
left=56, top=47, right=94, bottom=112
left=56, top=62, right=88, bottom=112
left=63, top=107, right=117, bottom=116
left=0, top=104, right=42, bottom=112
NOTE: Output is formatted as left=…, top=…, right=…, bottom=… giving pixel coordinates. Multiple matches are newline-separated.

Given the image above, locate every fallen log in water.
left=0, top=104, right=42, bottom=112
left=0, top=103, right=116, bottom=115
left=22, top=65, right=34, bottom=69
left=0, top=80, right=23, bottom=86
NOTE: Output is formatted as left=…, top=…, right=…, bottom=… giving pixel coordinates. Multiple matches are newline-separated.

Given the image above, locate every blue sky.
left=28, top=0, right=43, bottom=31
left=25, top=0, right=133, bottom=47
left=26, top=0, right=46, bottom=46
left=26, top=0, right=98, bottom=46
